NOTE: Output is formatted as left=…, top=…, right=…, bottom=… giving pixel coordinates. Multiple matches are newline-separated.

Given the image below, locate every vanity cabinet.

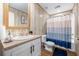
left=3, top=48, right=12, bottom=56
left=32, top=38, right=41, bottom=56
left=11, top=42, right=31, bottom=56
left=3, top=38, right=41, bottom=56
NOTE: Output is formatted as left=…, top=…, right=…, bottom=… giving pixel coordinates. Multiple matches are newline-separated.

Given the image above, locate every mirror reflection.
left=9, top=3, right=28, bottom=27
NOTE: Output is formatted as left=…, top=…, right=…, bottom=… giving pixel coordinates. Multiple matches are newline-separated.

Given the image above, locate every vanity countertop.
left=2, top=35, right=41, bottom=51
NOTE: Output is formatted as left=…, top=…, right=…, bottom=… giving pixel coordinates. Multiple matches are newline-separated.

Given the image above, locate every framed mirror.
left=8, top=3, right=29, bottom=28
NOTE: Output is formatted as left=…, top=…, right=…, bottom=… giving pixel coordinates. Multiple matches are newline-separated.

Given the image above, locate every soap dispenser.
left=4, top=31, right=12, bottom=43
left=8, top=31, right=12, bottom=42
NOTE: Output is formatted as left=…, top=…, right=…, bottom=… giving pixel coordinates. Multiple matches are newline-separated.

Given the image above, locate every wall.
left=9, top=11, right=15, bottom=26
left=70, top=3, right=79, bottom=55
left=28, top=3, right=49, bottom=35
left=77, top=4, right=79, bottom=39
left=73, top=3, right=79, bottom=55
left=77, top=4, right=79, bottom=55
left=0, top=3, right=4, bottom=40
left=3, top=3, right=49, bottom=35
left=72, top=4, right=78, bottom=39
left=0, top=3, right=3, bottom=25
left=71, top=12, right=76, bottom=51
left=3, top=3, right=9, bottom=27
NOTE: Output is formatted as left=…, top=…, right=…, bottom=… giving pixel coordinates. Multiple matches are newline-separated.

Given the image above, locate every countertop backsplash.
left=0, top=26, right=6, bottom=41
left=6, top=29, right=29, bottom=37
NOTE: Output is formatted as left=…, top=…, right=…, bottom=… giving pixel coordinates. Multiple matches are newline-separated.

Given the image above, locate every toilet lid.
left=45, top=41, right=55, bottom=46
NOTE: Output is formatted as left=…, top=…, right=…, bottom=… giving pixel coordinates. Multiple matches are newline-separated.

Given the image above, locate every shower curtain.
left=46, top=14, right=71, bottom=48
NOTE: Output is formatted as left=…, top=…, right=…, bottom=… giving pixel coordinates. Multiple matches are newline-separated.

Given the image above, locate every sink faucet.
left=8, top=31, right=11, bottom=36
left=3, top=31, right=12, bottom=43
left=8, top=31, right=12, bottom=42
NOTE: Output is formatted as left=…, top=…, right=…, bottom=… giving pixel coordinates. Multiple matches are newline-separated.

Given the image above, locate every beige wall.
left=3, top=3, right=49, bottom=35
left=28, top=3, right=49, bottom=35
left=3, top=3, right=9, bottom=28
left=0, top=3, right=3, bottom=25
left=77, top=4, right=79, bottom=38
left=73, top=4, right=78, bottom=38
left=72, top=3, right=79, bottom=55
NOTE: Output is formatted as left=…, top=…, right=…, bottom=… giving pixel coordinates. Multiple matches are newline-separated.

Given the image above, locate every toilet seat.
left=44, top=41, right=55, bottom=46
left=44, top=41, right=55, bottom=52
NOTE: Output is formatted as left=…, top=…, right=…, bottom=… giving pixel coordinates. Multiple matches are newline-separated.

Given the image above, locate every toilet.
left=44, top=41, right=55, bottom=52
left=41, top=35, right=55, bottom=52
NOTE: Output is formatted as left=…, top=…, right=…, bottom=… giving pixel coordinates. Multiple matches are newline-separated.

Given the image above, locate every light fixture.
left=55, top=5, right=61, bottom=9
left=40, top=14, right=43, bottom=17
left=54, top=5, right=61, bottom=12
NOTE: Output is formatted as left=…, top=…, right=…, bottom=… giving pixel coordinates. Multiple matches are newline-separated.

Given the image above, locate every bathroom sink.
left=3, top=40, right=13, bottom=43
left=13, top=35, right=34, bottom=40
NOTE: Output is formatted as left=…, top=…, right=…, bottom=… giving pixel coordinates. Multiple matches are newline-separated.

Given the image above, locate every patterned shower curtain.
left=47, top=14, right=71, bottom=48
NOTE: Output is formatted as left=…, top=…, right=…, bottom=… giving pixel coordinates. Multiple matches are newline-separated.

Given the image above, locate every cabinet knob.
left=30, top=46, right=32, bottom=54
left=33, top=45, right=34, bottom=52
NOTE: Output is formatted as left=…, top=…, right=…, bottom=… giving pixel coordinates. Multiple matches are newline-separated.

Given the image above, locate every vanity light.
left=54, top=5, right=62, bottom=13
left=40, top=14, right=43, bottom=17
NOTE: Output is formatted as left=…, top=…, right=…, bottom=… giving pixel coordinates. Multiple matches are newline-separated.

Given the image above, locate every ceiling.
left=9, top=3, right=74, bottom=15
left=39, top=3, right=74, bottom=15
left=9, top=3, right=28, bottom=13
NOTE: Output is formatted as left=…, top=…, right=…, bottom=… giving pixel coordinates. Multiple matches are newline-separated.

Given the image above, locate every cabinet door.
left=32, top=38, right=41, bottom=56
left=11, top=42, right=32, bottom=56
left=3, top=49, right=12, bottom=56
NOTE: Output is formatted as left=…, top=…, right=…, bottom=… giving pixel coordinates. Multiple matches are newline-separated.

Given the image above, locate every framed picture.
left=21, top=15, right=27, bottom=24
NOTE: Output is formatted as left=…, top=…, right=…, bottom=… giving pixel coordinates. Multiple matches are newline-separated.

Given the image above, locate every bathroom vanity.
left=1, top=35, right=41, bottom=56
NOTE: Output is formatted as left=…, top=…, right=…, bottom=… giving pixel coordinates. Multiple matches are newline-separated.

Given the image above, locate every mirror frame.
left=3, top=3, right=30, bottom=29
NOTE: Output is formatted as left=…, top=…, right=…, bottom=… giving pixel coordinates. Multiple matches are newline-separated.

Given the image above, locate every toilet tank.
left=42, top=35, right=46, bottom=43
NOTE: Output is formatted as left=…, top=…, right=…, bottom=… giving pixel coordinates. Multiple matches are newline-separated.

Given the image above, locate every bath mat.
left=53, top=48, right=67, bottom=56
